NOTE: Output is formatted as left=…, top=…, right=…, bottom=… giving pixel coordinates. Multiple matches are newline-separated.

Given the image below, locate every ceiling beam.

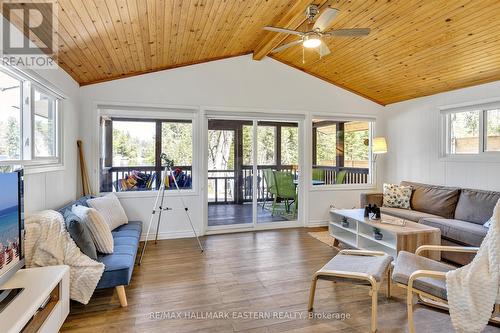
left=253, top=0, right=329, bottom=61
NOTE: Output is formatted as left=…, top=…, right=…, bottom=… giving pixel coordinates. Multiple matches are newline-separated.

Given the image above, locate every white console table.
left=0, top=265, right=70, bottom=333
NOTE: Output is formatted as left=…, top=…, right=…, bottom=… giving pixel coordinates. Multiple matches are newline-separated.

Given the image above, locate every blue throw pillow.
left=64, top=210, right=98, bottom=260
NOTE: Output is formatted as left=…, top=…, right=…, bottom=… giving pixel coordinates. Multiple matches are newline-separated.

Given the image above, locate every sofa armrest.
left=360, top=192, right=383, bottom=208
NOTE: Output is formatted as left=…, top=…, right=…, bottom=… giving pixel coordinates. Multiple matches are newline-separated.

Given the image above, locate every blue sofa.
left=58, top=196, right=142, bottom=307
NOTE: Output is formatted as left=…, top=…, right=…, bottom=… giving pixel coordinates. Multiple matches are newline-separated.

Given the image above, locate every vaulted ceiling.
left=4, top=0, right=500, bottom=105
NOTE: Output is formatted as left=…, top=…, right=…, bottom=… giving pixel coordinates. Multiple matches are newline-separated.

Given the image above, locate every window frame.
left=98, top=112, right=196, bottom=195
left=440, top=100, right=500, bottom=159
left=0, top=65, right=63, bottom=171
left=310, top=116, right=375, bottom=190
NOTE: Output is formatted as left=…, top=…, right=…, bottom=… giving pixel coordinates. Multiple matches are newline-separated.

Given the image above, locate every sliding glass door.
left=207, top=117, right=301, bottom=230
left=207, top=120, right=254, bottom=227
left=256, top=121, right=299, bottom=224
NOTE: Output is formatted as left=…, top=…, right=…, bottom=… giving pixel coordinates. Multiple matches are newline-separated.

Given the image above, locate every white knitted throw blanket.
left=446, top=199, right=500, bottom=333
left=24, top=210, right=105, bottom=304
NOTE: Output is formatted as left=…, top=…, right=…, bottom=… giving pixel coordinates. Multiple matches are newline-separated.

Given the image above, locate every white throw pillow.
left=383, top=183, right=412, bottom=209
left=87, top=193, right=128, bottom=231
left=72, top=205, right=114, bottom=254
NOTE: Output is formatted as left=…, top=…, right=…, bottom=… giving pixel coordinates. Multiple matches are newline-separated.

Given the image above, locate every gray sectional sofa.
left=361, top=181, right=499, bottom=265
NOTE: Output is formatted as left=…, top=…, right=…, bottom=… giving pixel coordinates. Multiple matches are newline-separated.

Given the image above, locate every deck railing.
left=100, top=166, right=192, bottom=192
left=208, top=165, right=369, bottom=204
left=312, top=165, right=370, bottom=184
left=100, top=165, right=369, bottom=198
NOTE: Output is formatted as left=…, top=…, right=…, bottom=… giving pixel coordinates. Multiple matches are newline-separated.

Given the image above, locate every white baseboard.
left=140, top=221, right=328, bottom=241
left=306, top=219, right=329, bottom=227
left=140, top=229, right=202, bottom=241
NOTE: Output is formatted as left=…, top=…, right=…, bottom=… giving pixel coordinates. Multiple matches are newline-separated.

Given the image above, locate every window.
left=486, top=109, right=500, bottom=152
left=448, top=111, right=480, bottom=154
left=0, top=66, right=62, bottom=166
left=314, top=122, right=337, bottom=166
left=281, top=126, right=298, bottom=165
left=312, top=119, right=372, bottom=186
left=242, top=125, right=253, bottom=165
left=0, top=71, right=21, bottom=161
left=34, top=89, right=58, bottom=158
left=100, top=117, right=193, bottom=193
left=443, top=105, right=500, bottom=156
left=112, top=121, right=156, bottom=166
left=257, top=125, right=276, bottom=165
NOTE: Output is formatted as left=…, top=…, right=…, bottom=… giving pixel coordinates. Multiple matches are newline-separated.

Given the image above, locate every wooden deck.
left=208, top=203, right=290, bottom=226
left=60, top=228, right=500, bottom=333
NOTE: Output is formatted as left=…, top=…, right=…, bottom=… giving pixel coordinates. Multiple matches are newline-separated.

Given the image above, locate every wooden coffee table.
left=329, top=209, right=441, bottom=260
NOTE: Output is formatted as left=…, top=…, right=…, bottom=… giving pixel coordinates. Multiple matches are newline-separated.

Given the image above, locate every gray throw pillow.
left=64, top=211, right=98, bottom=260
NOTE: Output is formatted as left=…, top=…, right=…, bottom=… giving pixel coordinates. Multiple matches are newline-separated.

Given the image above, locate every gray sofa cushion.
left=400, top=181, right=460, bottom=219
left=454, top=188, right=500, bottom=225
left=380, top=207, right=442, bottom=222
left=393, top=251, right=454, bottom=300
left=419, top=218, right=487, bottom=247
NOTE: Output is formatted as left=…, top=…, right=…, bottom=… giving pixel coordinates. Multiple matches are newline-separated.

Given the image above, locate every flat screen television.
left=0, top=168, right=24, bottom=290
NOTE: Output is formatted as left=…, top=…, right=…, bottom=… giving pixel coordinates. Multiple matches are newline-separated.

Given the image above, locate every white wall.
left=382, top=80, right=500, bottom=191
left=79, top=55, right=383, bottom=238
left=1, top=18, right=81, bottom=213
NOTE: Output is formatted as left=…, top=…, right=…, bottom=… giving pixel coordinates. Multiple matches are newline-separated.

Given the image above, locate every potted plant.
left=373, top=227, right=383, bottom=240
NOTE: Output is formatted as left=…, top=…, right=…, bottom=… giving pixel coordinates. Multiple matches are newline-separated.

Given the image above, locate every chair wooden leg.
left=407, top=288, right=415, bottom=333
left=386, top=268, right=391, bottom=298
left=308, top=276, right=318, bottom=312
left=370, top=286, right=378, bottom=332
left=116, top=285, right=128, bottom=307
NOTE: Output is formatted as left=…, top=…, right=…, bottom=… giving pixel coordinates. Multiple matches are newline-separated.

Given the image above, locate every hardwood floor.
left=61, top=228, right=500, bottom=333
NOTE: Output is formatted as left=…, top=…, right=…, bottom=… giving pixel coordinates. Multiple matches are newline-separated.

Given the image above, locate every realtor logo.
left=1, top=0, right=58, bottom=68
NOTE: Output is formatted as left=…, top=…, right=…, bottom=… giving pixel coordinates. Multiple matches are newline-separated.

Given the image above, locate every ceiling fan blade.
left=313, top=7, right=340, bottom=32
left=263, top=26, right=304, bottom=36
left=271, top=39, right=303, bottom=53
left=315, top=42, right=331, bottom=58
left=325, top=28, right=371, bottom=37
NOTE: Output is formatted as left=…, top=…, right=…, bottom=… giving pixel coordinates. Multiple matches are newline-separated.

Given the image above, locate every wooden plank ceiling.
left=6, top=0, right=500, bottom=105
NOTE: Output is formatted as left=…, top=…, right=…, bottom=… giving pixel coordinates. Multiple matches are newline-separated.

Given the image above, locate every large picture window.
left=443, top=105, right=500, bottom=156
left=312, top=119, right=372, bottom=186
left=0, top=67, right=61, bottom=166
left=100, top=117, right=193, bottom=193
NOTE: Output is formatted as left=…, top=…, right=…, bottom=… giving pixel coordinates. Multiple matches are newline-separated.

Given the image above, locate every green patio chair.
left=263, top=169, right=277, bottom=210
left=273, top=171, right=297, bottom=217
left=312, top=168, right=325, bottom=182
left=336, top=170, right=347, bottom=184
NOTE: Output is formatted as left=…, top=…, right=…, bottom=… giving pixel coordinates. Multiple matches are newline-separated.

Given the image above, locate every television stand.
left=0, top=288, right=24, bottom=313
left=0, top=266, right=69, bottom=333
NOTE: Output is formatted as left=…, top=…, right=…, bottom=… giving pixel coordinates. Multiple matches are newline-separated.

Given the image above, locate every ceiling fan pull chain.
left=302, top=46, right=305, bottom=64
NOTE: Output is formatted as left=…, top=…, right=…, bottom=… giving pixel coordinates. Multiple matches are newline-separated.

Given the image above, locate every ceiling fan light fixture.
left=303, top=36, right=321, bottom=48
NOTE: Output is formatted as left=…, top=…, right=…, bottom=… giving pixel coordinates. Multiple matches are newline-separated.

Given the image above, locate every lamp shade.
left=372, top=137, right=388, bottom=154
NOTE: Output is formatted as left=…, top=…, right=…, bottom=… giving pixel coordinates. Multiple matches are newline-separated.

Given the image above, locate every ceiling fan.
left=264, top=5, right=371, bottom=59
